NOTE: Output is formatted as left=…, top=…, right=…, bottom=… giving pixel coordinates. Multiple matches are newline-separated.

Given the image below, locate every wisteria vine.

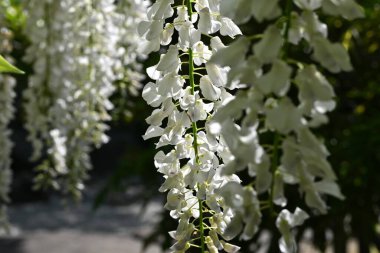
left=0, top=18, right=16, bottom=230
left=140, top=0, right=246, bottom=251
left=141, top=0, right=364, bottom=252
left=23, top=0, right=146, bottom=198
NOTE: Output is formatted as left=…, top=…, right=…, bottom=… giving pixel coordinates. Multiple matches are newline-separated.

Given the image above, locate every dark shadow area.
left=0, top=238, right=24, bottom=253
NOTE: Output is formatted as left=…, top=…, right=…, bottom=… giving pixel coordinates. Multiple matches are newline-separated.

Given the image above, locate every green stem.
left=187, top=0, right=192, bottom=16
left=269, top=133, right=280, bottom=216
left=187, top=1, right=205, bottom=252
left=189, top=35, right=206, bottom=253
left=189, top=48, right=200, bottom=163
left=282, top=0, right=293, bottom=59
left=268, top=0, right=293, bottom=215
left=198, top=199, right=205, bottom=252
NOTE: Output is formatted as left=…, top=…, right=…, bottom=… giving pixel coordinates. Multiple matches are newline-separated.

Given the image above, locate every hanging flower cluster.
left=139, top=0, right=261, bottom=252
left=141, top=0, right=364, bottom=252
left=204, top=0, right=364, bottom=251
left=0, top=70, right=14, bottom=229
left=110, top=0, right=150, bottom=121
left=116, top=0, right=149, bottom=97
left=23, top=0, right=125, bottom=198
left=0, top=22, right=16, bottom=229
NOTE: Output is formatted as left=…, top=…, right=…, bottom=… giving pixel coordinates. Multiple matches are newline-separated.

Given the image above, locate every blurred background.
left=0, top=0, right=380, bottom=252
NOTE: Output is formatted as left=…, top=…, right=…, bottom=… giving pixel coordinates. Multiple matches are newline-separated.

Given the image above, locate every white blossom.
left=265, top=98, right=302, bottom=134
left=295, top=65, right=336, bottom=115
left=311, top=36, right=353, bottom=73
left=139, top=0, right=363, bottom=251
left=0, top=74, right=14, bottom=204
left=140, top=0, right=251, bottom=251
left=116, top=0, right=149, bottom=97
left=253, top=25, right=284, bottom=64
left=24, top=0, right=126, bottom=198
left=256, top=60, right=292, bottom=96
left=294, top=0, right=322, bottom=10
left=200, top=75, right=221, bottom=101
left=322, top=0, right=365, bottom=20
left=0, top=17, right=17, bottom=228
left=208, top=0, right=361, bottom=251
left=276, top=208, right=309, bottom=253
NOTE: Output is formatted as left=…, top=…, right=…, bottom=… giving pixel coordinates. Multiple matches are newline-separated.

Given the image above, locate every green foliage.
left=0, top=0, right=26, bottom=32
left=0, top=54, right=23, bottom=73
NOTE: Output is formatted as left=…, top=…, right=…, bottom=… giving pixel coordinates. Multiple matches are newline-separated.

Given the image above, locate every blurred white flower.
left=276, top=208, right=309, bottom=253
left=24, top=0, right=130, bottom=197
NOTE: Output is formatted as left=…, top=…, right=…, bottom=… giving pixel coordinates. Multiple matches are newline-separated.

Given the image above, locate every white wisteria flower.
left=24, top=0, right=128, bottom=198
left=0, top=16, right=17, bottom=228
left=207, top=0, right=363, bottom=251
left=276, top=208, right=309, bottom=253
left=140, top=0, right=251, bottom=251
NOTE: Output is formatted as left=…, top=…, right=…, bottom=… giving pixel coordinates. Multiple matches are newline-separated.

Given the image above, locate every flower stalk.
left=140, top=0, right=244, bottom=251
left=187, top=1, right=204, bottom=250
left=269, top=0, right=293, bottom=218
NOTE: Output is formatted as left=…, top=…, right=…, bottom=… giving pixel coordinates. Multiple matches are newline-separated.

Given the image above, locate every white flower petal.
left=156, top=45, right=180, bottom=72
left=200, top=75, right=222, bottom=101
left=294, top=0, right=322, bottom=10
left=210, top=37, right=250, bottom=67
left=206, top=62, right=227, bottom=87
left=142, top=82, right=163, bottom=107
left=322, top=0, right=364, bottom=20
left=198, top=7, right=221, bottom=34
left=253, top=25, right=283, bottom=64
left=220, top=17, right=242, bottom=38
left=143, top=125, right=164, bottom=140
left=256, top=60, right=291, bottom=96
left=312, top=36, right=353, bottom=73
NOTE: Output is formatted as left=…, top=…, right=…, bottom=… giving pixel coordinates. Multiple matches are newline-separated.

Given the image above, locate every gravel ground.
left=1, top=192, right=163, bottom=253
left=0, top=189, right=364, bottom=253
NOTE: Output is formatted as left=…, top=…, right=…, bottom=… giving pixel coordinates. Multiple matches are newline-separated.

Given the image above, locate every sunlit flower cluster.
left=116, top=0, right=149, bottom=97
left=141, top=0, right=364, bottom=251
left=139, top=0, right=266, bottom=251
left=23, top=0, right=125, bottom=198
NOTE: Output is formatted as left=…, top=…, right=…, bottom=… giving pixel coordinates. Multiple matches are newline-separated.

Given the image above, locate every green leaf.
left=0, top=55, right=24, bottom=74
